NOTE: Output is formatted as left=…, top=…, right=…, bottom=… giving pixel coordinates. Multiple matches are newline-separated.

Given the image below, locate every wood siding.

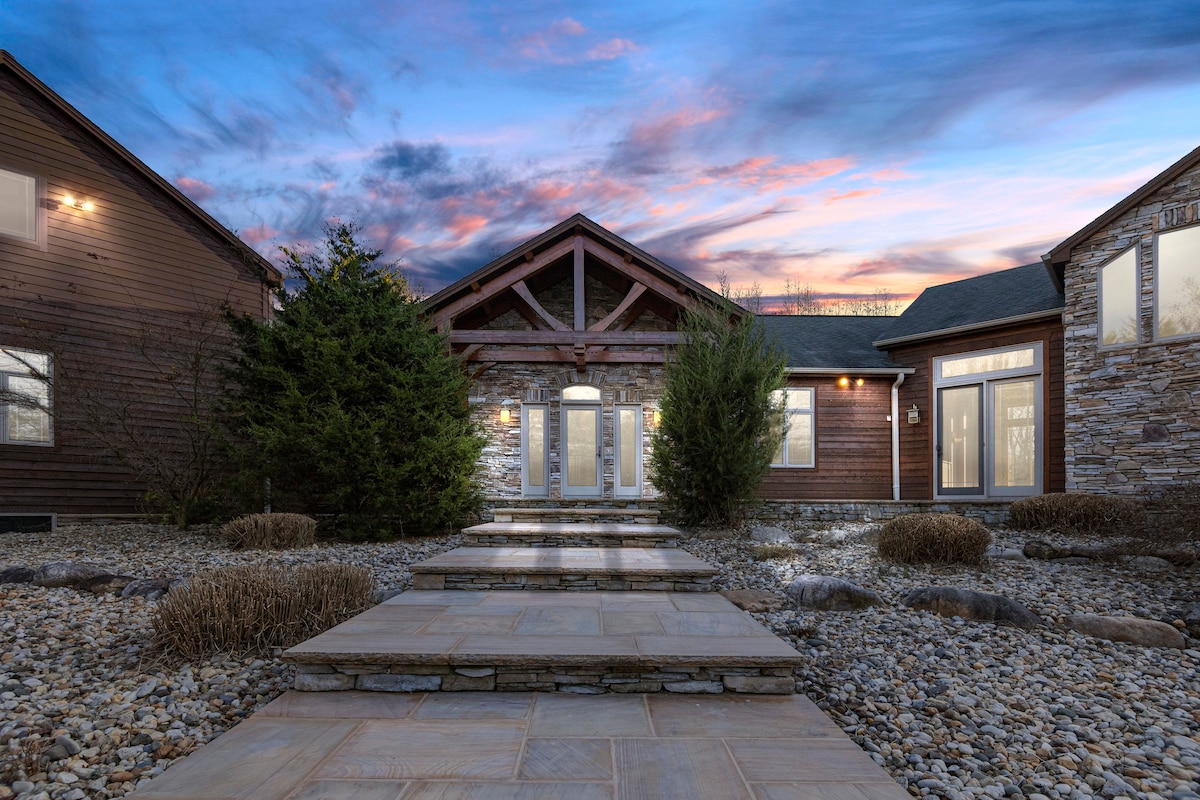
left=886, top=318, right=1065, bottom=500
left=758, top=376, right=895, bottom=501
left=0, top=65, right=271, bottom=514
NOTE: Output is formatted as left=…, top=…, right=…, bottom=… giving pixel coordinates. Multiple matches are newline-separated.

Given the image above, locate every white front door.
left=562, top=403, right=602, bottom=497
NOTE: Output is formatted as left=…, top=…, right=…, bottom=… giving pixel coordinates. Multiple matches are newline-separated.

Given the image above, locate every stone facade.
left=1062, top=166, right=1200, bottom=494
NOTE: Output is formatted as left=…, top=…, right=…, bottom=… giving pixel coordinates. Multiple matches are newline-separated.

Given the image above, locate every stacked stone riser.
left=413, top=573, right=714, bottom=592
left=464, top=533, right=679, bottom=547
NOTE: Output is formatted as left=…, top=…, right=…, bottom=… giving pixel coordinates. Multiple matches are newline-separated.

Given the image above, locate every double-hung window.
left=0, top=165, right=43, bottom=246
left=771, top=387, right=814, bottom=468
left=0, top=347, right=52, bottom=445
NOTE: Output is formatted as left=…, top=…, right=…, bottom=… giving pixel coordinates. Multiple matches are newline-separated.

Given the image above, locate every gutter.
left=891, top=372, right=905, bottom=501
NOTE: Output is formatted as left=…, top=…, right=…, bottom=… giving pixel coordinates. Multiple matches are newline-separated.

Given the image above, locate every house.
left=0, top=51, right=280, bottom=521
left=1042, top=144, right=1200, bottom=495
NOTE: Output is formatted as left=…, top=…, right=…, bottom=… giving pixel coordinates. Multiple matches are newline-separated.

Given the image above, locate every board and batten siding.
left=885, top=317, right=1065, bottom=500
left=0, top=62, right=273, bottom=515
left=758, top=376, right=894, bottom=501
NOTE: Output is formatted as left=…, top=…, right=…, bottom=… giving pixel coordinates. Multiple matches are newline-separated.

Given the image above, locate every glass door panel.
left=563, top=405, right=601, bottom=497
left=521, top=404, right=548, bottom=496
left=615, top=406, right=641, bottom=497
left=991, top=378, right=1039, bottom=495
left=937, top=385, right=983, bottom=495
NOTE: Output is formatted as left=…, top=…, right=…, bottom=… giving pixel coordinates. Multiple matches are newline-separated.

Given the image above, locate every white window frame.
left=771, top=387, right=815, bottom=469
left=1098, top=244, right=1139, bottom=347
left=1153, top=222, right=1200, bottom=342
left=0, top=346, right=53, bottom=446
left=0, top=164, right=46, bottom=249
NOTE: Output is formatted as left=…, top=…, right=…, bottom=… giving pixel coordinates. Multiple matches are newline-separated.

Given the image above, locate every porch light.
left=499, top=399, right=514, bottom=424
left=652, top=409, right=661, bottom=425
left=855, top=378, right=865, bottom=387
left=838, top=376, right=850, bottom=388
left=63, top=195, right=94, bottom=211
left=907, top=404, right=920, bottom=424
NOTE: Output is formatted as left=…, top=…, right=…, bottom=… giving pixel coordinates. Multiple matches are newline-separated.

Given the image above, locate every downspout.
left=891, top=372, right=905, bottom=501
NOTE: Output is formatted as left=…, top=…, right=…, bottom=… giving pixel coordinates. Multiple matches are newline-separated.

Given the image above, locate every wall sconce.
left=855, top=378, right=865, bottom=387
left=652, top=409, right=662, bottom=425
left=499, top=400, right=514, bottom=424
left=838, top=376, right=850, bottom=388
left=63, top=195, right=95, bottom=211
left=907, top=404, right=920, bottom=424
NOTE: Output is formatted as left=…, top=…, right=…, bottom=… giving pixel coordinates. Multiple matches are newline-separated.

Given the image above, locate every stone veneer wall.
left=1063, top=168, right=1200, bottom=494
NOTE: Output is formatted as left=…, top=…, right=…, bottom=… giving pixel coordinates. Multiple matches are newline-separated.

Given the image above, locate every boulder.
left=0, top=566, right=34, bottom=584
left=33, top=561, right=110, bottom=588
left=902, top=587, right=1044, bottom=629
left=749, top=525, right=791, bottom=544
left=784, top=575, right=885, bottom=611
left=77, top=574, right=136, bottom=595
left=121, top=578, right=172, bottom=600
left=720, top=589, right=784, bottom=612
left=1023, top=540, right=1072, bottom=560
left=1066, top=614, right=1186, bottom=648
left=1182, top=603, right=1200, bottom=638
left=986, top=546, right=1027, bottom=561
left=1127, top=556, right=1173, bottom=573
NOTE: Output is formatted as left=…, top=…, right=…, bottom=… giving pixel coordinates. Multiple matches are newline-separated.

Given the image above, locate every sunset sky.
left=4, top=0, right=1200, bottom=308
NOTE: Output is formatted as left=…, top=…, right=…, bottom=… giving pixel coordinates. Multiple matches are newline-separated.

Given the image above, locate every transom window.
left=0, top=166, right=41, bottom=244
left=1156, top=224, right=1200, bottom=340
left=1099, top=247, right=1139, bottom=346
left=0, top=347, right=52, bottom=445
left=771, top=387, right=814, bottom=468
left=561, top=384, right=601, bottom=401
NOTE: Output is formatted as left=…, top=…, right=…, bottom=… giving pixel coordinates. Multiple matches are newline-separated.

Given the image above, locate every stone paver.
left=128, top=692, right=911, bottom=800
left=463, top=521, right=678, bottom=547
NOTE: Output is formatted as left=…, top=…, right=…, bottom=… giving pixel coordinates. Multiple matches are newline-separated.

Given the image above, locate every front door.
left=936, top=377, right=1041, bottom=498
left=937, top=385, right=983, bottom=496
left=562, top=403, right=602, bottom=497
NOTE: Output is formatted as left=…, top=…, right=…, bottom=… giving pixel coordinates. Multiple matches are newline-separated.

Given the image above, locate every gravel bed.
left=682, top=524, right=1200, bottom=800
left=1, top=521, right=1197, bottom=800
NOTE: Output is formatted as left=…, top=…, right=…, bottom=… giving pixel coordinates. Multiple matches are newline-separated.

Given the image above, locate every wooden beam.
left=573, top=235, right=585, bottom=331
left=430, top=237, right=575, bottom=326
left=582, top=240, right=697, bottom=312
left=512, top=280, right=570, bottom=331
left=465, top=348, right=666, bottom=363
left=589, top=282, right=647, bottom=332
left=447, top=330, right=680, bottom=345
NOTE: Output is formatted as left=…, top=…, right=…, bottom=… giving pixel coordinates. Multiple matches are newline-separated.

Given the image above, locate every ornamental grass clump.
left=219, top=512, right=317, bottom=550
left=1008, top=493, right=1145, bottom=537
left=877, top=513, right=991, bottom=566
left=153, top=564, right=373, bottom=659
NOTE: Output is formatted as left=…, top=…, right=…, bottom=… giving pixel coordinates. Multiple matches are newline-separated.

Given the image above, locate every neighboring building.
left=0, top=51, right=279, bottom=518
left=1043, top=144, right=1200, bottom=494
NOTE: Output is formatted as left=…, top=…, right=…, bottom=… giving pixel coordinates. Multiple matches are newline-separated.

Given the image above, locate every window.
left=0, top=166, right=41, bottom=244
left=521, top=403, right=549, bottom=496
left=1099, top=247, right=1139, bottom=345
left=0, top=347, right=52, bottom=445
left=771, top=387, right=814, bottom=468
left=1156, top=225, right=1200, bottom=339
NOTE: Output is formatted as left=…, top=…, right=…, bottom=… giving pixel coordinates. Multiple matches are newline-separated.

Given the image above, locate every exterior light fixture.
left=907, top=404, right=920, bottom=424
left=63, top=195, right=94, bottom=211
left=855, top=378, right=865, bottom=387
left=499, top=399, right=515, bottom=424
left=838, top=377, right=850, bottom=388
left=652, top=409, right=662, bottom=425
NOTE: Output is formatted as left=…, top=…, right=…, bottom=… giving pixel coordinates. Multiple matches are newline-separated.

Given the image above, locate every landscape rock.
left=120, top=577, right=172, bottom=599
left=1127, top=555, right=1174, bottom=573
left=1066, top=614, right=1187, bottom=648
left=784, top=574, right=885, bottom=611
left=720, top=588, right=784, bottom=612
left=0, top=565, right=35, bottom=583
left=1183, top=603, right=1200, bottom=638
left=77, top=574, right=136, bottom=594
left=986, top=545, right=1026, bottom=561
left=749, top=525, right=791, bottom=543
left=32, top=561, right=109, bottom=588
left=901, top=587, right=1045, bottom=629
left=1022, top=540, right=1072, bottom=560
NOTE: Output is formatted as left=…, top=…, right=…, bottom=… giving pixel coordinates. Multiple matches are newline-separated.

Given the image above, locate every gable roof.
left=423, top=213, right=733, bottom=321
left=0, top=50, right=281, bottom=286
left=874, top=262, right=1063, bottom=348
left=758, top=315, right=904, bottom=371
left=1042, top=143, right=1200, bottom=290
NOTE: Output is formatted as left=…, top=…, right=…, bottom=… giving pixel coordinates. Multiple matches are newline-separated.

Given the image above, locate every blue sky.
left=4, top=0, right=1200, bottom=307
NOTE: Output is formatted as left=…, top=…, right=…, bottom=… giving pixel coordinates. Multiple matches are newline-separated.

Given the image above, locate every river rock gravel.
left=1, top=521, right=1197, bottom=800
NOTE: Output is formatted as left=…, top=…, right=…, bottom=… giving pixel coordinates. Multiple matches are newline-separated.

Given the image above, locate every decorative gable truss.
left=425, top=215, right=731, bottom=373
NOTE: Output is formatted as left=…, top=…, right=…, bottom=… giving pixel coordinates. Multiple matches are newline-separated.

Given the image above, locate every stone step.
left=491, top=506, right=660, bottom=524
left=463, top=521, right=681, bottom=548
left=410, top=546, right=717, bottom=591
left=284, top=590, right=802, bottom=695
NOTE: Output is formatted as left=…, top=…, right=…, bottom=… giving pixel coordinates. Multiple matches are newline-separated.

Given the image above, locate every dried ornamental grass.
left=153, top=563, right=373, bottom=659
left=1008, top=493, right=1144, bottom=537
left=219, top=513, right=317, bottom=550
left=876, top=513, right=991, bottom=566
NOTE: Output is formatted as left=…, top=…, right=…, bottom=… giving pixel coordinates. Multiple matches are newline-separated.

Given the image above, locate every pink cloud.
left=850, top=167, right=912, bottom=182
left=239, top=224, right=277, bottom=246
left=823, top=188, right=883, bottom=205
left=174, top=176, right=217, bottom=202
left=446, top=214, right=490, bottom=240
left=673, top=155, right=853, bottom=194
left=587, top=38, right=638, bottom=61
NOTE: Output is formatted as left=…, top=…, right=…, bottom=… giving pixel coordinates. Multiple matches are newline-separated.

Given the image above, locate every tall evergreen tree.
left=649, top=303, right=785, bottom=527
left=224, top=223, right=483, bottom=540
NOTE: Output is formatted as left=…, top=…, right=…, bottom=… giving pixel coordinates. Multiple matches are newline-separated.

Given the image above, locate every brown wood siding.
left=0, top=71, right=270, bottom=515
left=886, top=317, right=1065, bottom=500
left=758, top=376, right=894, bottom=500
